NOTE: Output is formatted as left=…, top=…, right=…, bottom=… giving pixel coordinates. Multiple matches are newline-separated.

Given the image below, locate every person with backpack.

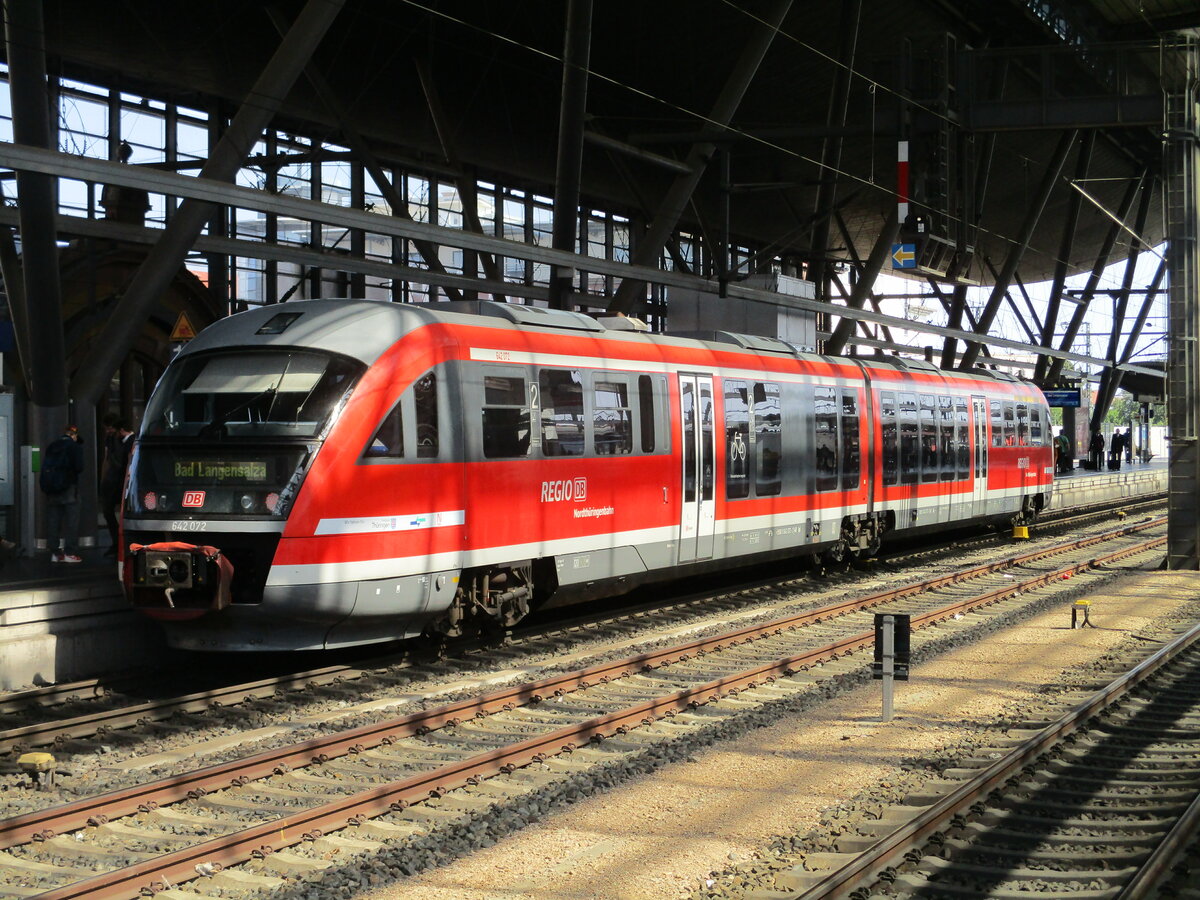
left=41, top=424, right=85, bottom=563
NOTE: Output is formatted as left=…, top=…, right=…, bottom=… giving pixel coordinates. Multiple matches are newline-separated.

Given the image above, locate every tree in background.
left=1105, top=392, right=1164, bottom=427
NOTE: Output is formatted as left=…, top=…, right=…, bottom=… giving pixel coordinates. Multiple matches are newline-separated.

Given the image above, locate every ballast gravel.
left=343, top=563, right=1198, bottom=900
left=1, top=523, right=1106, bottom=819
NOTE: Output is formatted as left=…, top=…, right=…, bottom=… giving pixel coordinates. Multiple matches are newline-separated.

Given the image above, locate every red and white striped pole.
left=897, top=139, right=909, bottom=226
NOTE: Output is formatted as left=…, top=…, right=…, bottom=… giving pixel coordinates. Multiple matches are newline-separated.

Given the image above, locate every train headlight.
left=239, top=493, right=255, bottom=511
left=143, top=491, right=158, bottom=511
left=265, top=492, right=281, bottom=513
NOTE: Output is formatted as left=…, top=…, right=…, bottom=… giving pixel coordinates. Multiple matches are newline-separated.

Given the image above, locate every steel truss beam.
left=958, top=130, right=1076, bottom=371
left=1045, top=172, right=1145, bottom=386
left=609, top=0, right=792, bottom=313
left=0, top=140, right=1164, bottom=379
left=70, top=0, right=345, bottom=407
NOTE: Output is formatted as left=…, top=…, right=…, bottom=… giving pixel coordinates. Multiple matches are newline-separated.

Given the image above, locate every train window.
left=841, top=391, right=859, bottom=491
left=955, top=398, right=970, bottom=479
left=682, top=380, right=696, bottom=502
left=990, top=400, right=1003, bottom=448
left=414, top=372, right=439, bottom=458
left=482, top=373, right=531, bottom=458
left=939, top=396, right=955, bottom=481
left=639, top=375, right=657, bottom=454
left=725, top=380, right=751, bottom=500
left=754, top=382, right=782, bottom=496
left=700, top=382, right=715, bottom=502
left=365, top=403, right=403, bottom=458
left=920, top=394, right=937, bottom=483
left=899, top=392, right=918, bottom=485
left=1003, top=402, right=1015, bottom=446
left=539, top=369, right=584, bottom=457
left=145, top=350, right=364, bottom=439
left=814, top=387, right=838, bottom=492
left=881, top=391, right=898, bottom=486
left=594, top=381, right=633, bottom=455
left=1030, top=406, right=1043, bottom=446
left=1016, top=403, right=1029, bottom=446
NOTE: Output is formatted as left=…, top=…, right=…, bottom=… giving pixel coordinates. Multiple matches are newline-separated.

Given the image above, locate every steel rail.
left=0, top=676, right=128, bottom=716
left=0, top=523, right=1164, bottom=852
left=798, top=605, right=1200, bottom=899
left=0, top=508, right=1161, bottom=754
left=0, top=664, right=368, bottom=754
left=2, top=531, right=1165, bottom=900
left=1117, top=778, right=1200, bottom=897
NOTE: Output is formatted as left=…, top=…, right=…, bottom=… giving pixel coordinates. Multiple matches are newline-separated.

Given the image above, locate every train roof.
left=179, top=299, right=1038, bottom=392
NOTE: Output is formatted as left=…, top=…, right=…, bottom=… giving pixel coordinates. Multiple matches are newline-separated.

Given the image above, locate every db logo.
left=540, top=477, right=588, bottom=502
left=182, top=490, right=206, bottom=508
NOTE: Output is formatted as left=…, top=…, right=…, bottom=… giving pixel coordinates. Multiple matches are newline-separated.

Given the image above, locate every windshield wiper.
left=198, top=387, right=277, bottom=438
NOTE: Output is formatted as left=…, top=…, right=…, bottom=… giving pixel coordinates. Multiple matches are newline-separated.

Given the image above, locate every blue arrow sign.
left=891, top=243, right=916, bottom=269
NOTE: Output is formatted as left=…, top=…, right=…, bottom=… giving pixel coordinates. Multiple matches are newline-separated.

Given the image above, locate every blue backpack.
left=39, top=438, right=75, bottom=495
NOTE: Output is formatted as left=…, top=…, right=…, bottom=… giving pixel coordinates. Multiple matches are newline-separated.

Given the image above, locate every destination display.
left=170, top=459, right=270, bottom=484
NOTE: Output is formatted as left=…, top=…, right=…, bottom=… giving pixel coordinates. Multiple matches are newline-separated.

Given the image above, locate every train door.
left=678, top=374, right=716, bottom=562
left=971, top=396, right=988, bottom=515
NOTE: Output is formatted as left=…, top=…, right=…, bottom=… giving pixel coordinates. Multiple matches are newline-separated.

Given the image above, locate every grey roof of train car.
left=179, top=299, right=1030, bottom=389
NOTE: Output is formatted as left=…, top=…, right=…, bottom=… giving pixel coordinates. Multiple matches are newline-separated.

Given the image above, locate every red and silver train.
left=122, top=299, right=1053, bottom=651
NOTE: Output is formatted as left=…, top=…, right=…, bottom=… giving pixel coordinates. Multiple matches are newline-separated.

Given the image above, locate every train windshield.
left=142, top=350, right=364, bottom=439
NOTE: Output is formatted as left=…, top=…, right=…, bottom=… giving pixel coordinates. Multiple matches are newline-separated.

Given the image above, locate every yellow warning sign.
left=169, top=311, right=197, bottom=342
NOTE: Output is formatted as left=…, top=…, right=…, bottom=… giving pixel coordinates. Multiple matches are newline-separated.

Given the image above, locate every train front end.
left=122, top=301, right=396, bottom=650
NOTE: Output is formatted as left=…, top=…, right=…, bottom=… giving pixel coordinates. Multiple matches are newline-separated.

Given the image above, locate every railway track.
left=0, top=519, right=1167, bottom=899
left=0, top=499, right=1166, bottom=758
left=786, top=613, right=1200, bottom=899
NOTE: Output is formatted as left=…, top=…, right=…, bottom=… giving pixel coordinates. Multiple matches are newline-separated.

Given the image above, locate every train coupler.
left=126, top=542, right=234, bottom=619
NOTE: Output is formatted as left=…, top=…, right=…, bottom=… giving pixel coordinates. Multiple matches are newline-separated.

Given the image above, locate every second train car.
left=122, top=299, right=1053, bottom=650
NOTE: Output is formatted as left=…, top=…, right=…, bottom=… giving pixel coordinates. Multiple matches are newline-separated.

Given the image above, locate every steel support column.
left=809, top=0, right=862, bottom=300
left=1094, top=256, right=1168, bottom=424
left=958, top=130, right=1075, bottom=371
left=939, top=284, right=967, bottom=369
left=5, top=0, right=69, bottom=554
left=1034, top=132, right=1094, bottom=384
left=1045, top=172, right=1144, bottom=386
left=1165, top=37, right=1200, bottom=569
left=825, top=206, right=897, bottom=355
left=0, top=229, right=29, bottom=394
left=549, top=0, right=592, bottom=310
left=69, top=0, right=344, bottom=407
left=1091, top=178, right=1154, bottom=429
left=609, top=0, right=792, bottom=314
left=4, top=0, right=67, bottom=411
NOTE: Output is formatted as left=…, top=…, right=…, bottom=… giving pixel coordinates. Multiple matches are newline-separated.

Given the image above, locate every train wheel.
left=821, top=540, right=849, bottom=570
left=412, top=632, right=448, bottom=663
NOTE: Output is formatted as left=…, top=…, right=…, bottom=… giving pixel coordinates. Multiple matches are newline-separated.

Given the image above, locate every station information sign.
left=1043, top=389, right=1081, bottom=408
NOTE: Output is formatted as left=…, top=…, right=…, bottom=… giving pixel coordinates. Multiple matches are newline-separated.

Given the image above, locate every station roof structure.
left=0, top=0, right=1196, bottom=405
left=28, top=0, right=1194, bottom=284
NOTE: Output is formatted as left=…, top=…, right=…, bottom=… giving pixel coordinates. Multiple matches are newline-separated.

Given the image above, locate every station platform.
left=0, top=459, right=1172, bottom=690
left=0, top=548, right=165, bottom=690
left=1045, top=456, right=1166, bottom=513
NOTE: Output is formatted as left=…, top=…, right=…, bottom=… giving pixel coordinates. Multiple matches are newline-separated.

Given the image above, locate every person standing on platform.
left=1055, top=431, right=1069, bottom=474
left=1089, top=430, right=1105, bottom=471
left=100, top=415, right=134, bottom=557
left=40, top=424, right=85, bottom=563
left=1110, top=429, right=1123, bottom=470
